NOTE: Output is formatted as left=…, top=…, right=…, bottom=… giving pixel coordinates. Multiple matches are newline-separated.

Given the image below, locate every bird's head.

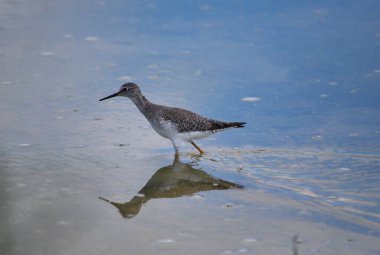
left=99, top=82, right=141, bottom=101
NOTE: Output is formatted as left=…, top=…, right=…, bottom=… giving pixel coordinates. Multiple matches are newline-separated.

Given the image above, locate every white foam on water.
left=240, top=97, right=261, bottom=102
left=85, top=36, right=99, bottom=41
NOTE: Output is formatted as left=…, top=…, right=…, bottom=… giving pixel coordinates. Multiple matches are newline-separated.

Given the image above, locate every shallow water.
left=1, top=0, right=380, bottom=254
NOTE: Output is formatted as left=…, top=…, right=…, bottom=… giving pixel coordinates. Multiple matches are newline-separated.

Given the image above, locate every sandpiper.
left=99, top=83, right=246, bottom=155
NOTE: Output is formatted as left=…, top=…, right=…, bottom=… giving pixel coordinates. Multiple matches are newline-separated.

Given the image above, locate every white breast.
left=149, top=119, right=178, bottom=139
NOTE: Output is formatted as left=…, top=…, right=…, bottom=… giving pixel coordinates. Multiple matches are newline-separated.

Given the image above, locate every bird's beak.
left=99, top=91, right=120, bottom=101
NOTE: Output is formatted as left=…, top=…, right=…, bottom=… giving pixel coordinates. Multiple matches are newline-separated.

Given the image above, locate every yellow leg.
left=190, top=141, right=205, bottom=154
left=173, top=151, right=180, bottom=163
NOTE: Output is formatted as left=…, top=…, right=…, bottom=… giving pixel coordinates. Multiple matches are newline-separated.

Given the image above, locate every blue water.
left=87, top=0, right=380, bottom=151
left=0, top=0, right=379, bottom=254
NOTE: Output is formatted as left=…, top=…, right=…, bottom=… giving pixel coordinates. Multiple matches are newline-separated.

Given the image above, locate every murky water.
left=1, top=0, right=379, bottom=254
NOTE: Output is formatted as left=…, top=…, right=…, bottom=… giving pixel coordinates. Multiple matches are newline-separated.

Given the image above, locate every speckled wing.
left=150, top=104, right=245, bottom=133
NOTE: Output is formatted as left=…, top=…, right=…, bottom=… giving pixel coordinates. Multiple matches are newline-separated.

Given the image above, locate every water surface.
left=1, top=1, right=379, bottom=254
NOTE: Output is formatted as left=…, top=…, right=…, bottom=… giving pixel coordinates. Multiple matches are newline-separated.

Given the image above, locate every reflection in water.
left=100, top=156, right=243, bottom=218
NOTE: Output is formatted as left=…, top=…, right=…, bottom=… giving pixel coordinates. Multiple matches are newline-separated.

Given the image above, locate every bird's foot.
left=189, top=152, right=203, bottom=163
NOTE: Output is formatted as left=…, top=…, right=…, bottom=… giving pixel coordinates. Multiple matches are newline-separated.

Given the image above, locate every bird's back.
left=144, top=102, right=245, bottom=134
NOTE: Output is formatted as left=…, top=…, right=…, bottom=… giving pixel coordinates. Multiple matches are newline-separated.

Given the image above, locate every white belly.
left=175, top=131, right=212, bottom=141
left=149, top=119, right=212, bottom=142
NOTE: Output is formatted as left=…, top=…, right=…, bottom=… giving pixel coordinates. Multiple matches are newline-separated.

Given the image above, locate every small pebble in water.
left=117, top=76, right=132, bottom=81
left=194, top=69, right=203, bottom=76
left=237, top=248, right=248, bottom=253
left=147, top=64, right=158, bottom=68
left=85, top=36, right=99, bottom=41
left=149, top=51, right=159, bottom=55
left=350, top=88, right=359, bottom=94
left=220, top=250, right=233, bottom=255
left=155, top=239, right=175, bottom=244
left=220, top=248, right=249, bottom=254
left=242, top=238, right=258, bottom=243
left=337, top=167, right=351, bottom=172
left=200, top=5, right=212, bottom=11
left=57, top=220, right=71, bottom=226
left=18, top=144, right=32, bottom=147
left=190, top=194, right=204, bottom=199
left=309, top=248, right=321, bottom=253
left=297, top=210, right=310, bottom=215
left=223, top=203, right=239, bottom=208
left=39, top=52, right=55, bottom=56
left=240, top=97, right=261, bottom=102
left=312, top=135, right=322, bottom=140
left=327, top=196, right=337, bottom=200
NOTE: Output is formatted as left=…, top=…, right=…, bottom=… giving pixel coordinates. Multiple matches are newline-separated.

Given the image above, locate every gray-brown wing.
left=146, top=103, right=246, bottom=133
left=159, top=106, right=219, bottom=133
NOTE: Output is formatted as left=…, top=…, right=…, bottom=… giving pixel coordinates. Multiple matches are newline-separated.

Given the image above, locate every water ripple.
left=198, top=146, right=380, bottom=235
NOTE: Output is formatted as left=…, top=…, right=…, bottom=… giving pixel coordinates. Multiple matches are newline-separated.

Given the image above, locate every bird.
left=99, top=82, right=246, bottom=155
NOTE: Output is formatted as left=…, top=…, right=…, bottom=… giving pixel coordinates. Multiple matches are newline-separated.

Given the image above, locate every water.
left=1, top=0, right=380, bottom=254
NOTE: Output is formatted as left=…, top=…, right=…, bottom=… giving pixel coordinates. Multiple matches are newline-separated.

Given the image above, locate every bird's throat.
left=130, top=95, right=149, bottom=114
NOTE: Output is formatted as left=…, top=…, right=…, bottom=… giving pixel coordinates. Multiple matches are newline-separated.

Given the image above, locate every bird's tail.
left=228, top=122, right=246, bottom=128
left=210, top=121, right=246, bottom=131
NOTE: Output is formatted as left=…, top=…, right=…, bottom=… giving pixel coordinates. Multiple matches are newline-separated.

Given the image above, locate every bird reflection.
left=99, top=156, right=243, bottom=218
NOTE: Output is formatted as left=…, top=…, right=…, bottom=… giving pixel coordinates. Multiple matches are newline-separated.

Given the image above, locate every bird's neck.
left=130, top=94, right=150, bottom=114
